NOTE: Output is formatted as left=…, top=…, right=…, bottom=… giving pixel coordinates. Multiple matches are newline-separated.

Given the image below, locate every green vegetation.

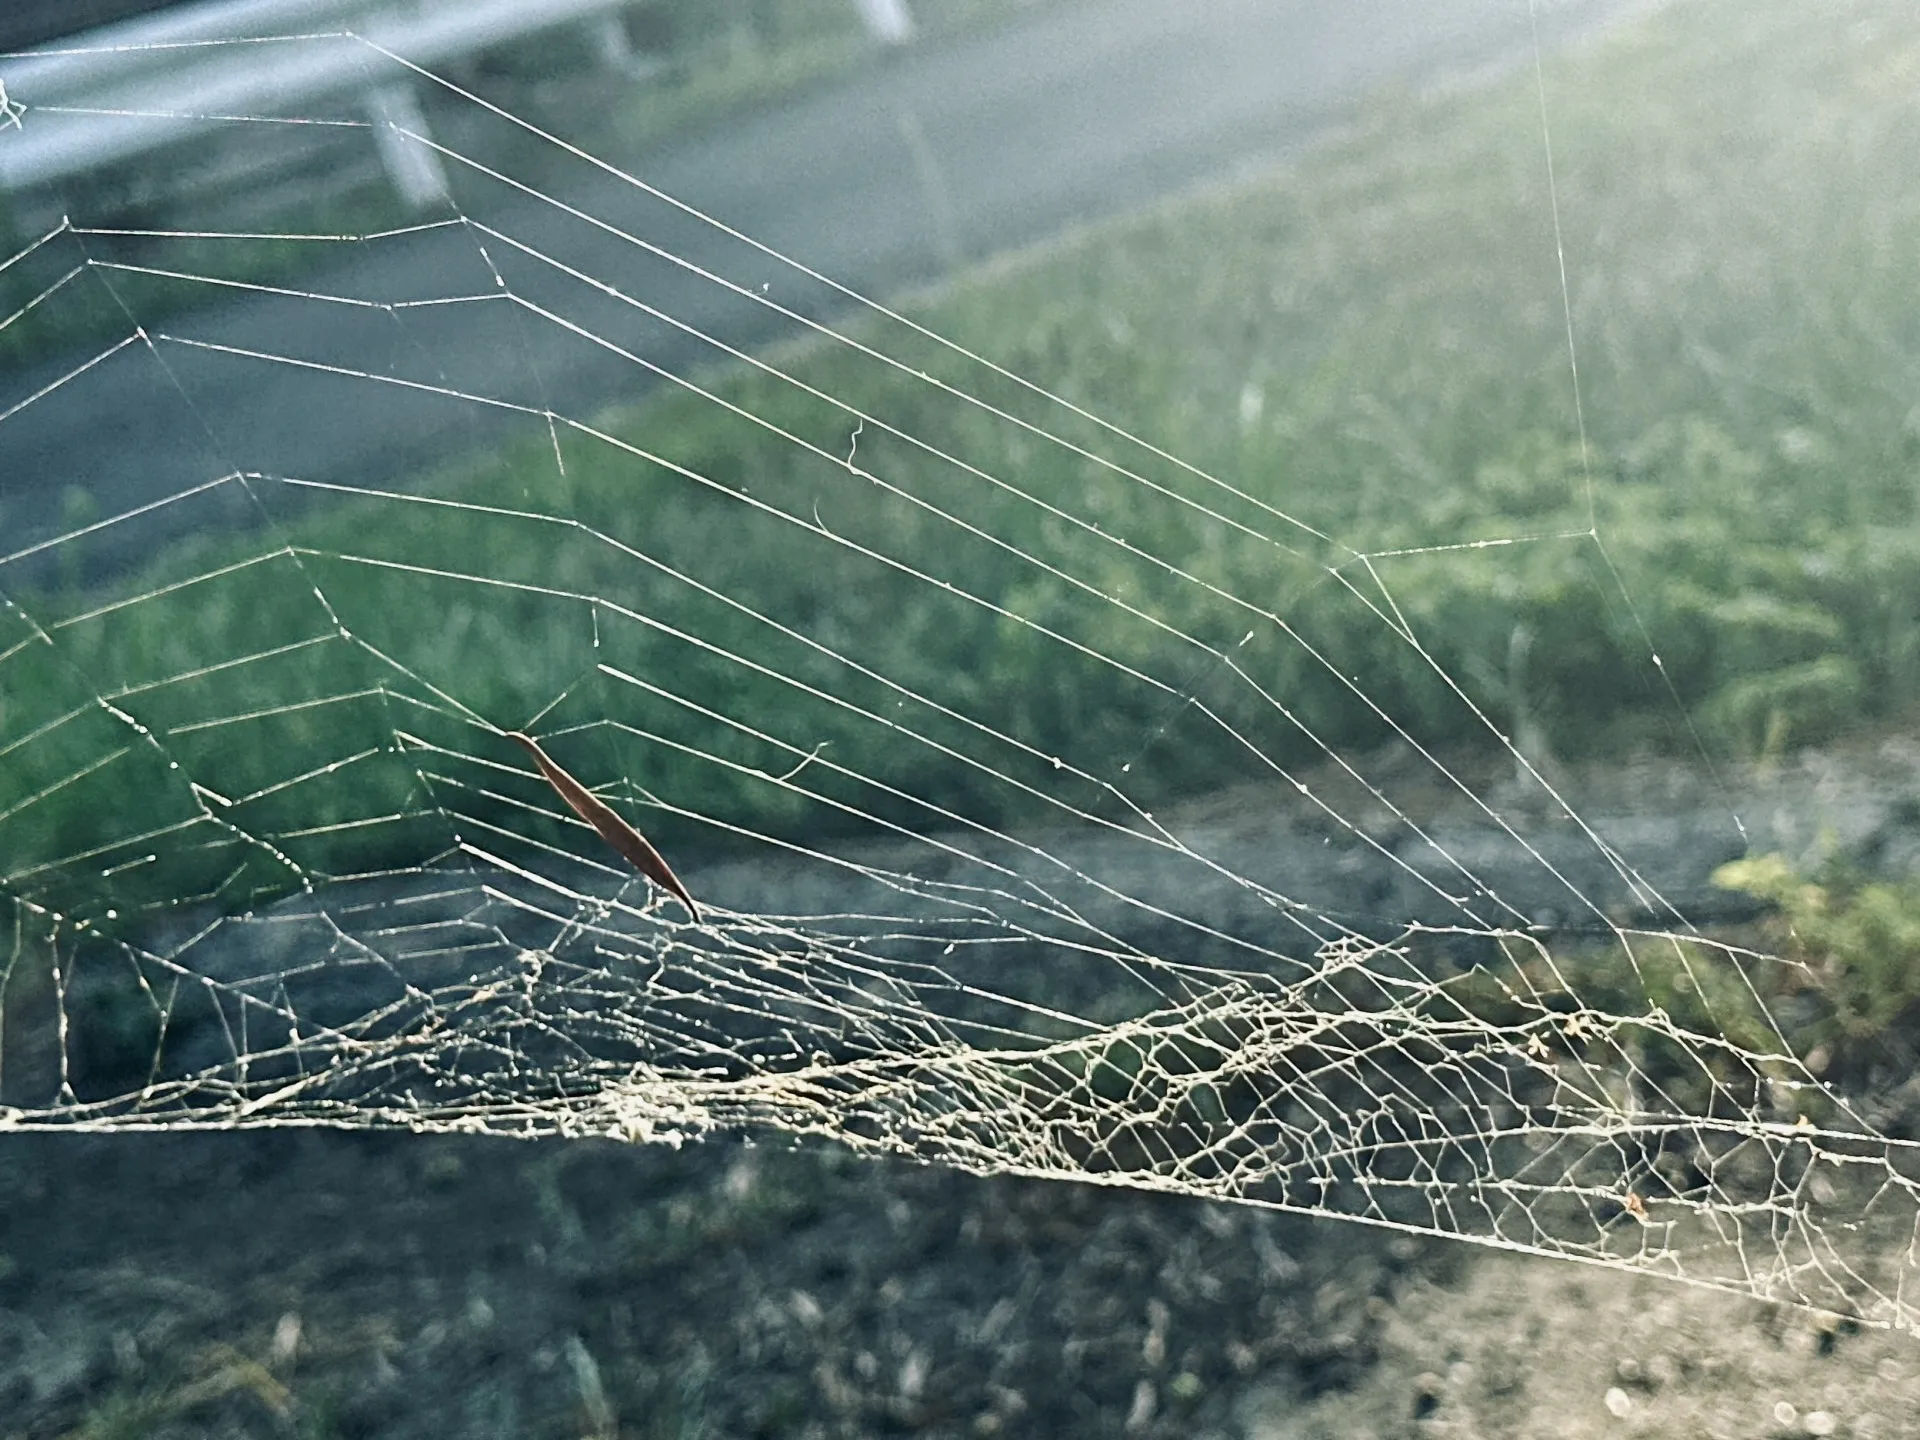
left=0, top=190, right=411, bottom=370
left=4, top=0, right=1918, bottom=929
left=1449, top=924, right=1818, bottom=1131
left=1424, top=848, right=1920, bottom=1132
left=1713, top=852, right=1920, bottom=1067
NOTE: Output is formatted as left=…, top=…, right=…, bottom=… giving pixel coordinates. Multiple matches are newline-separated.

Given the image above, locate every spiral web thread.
left=2, top=7, right=1917, bottom=1329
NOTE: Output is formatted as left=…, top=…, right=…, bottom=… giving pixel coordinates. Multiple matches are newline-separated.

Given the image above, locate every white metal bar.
left=0, top=0, right=639, bottom=193
left=364, top=81, right=446, bottom=210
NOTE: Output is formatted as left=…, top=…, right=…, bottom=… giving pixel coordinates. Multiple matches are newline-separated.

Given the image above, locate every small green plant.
left=1430, top=929, right=1806, bottom=1133
left=1713, top=853, right=1920, bottom=1064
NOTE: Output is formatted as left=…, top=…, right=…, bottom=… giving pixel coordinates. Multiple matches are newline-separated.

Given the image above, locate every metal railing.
left=0, top=0, right=648, bottom=205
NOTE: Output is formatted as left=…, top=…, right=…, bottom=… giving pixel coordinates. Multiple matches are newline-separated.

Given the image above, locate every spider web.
left=4, top=2, right=1919, bottom=1329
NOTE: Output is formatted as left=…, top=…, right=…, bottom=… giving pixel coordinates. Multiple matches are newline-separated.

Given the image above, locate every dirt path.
left=3, top=1124, right=1913, bottom=1439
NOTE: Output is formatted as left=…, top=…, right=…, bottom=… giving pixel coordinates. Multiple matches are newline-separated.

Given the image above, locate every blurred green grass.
left=4, top=0, right=1918, bottom=927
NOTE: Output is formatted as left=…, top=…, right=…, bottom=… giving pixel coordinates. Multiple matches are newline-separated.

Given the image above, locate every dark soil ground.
left=0, top=1128, right=1400, bottom=1439
left=9, top=728, right=1920, bottom=1440
left=3, top=1122, right=1918, bottom=1440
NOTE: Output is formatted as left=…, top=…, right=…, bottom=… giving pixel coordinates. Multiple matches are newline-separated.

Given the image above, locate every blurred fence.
left=0, top=0, right=918, bottom=220
left=0, top=0, right=655, bottom=214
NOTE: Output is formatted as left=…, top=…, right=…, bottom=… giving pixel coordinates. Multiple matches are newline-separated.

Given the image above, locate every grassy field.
left=4, top=0, right=1919, bottom=929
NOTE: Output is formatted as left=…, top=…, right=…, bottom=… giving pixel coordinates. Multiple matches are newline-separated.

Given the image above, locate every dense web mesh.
left=4, top=3, right=1920, bottom=1329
